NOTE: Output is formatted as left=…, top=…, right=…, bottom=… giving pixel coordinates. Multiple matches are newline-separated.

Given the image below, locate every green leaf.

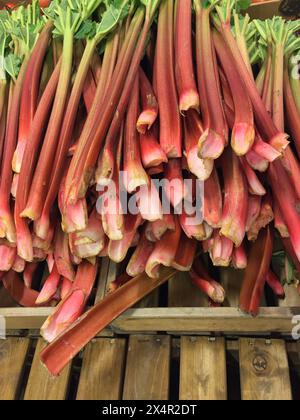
left=236, top=0, right=252, bottom=11
left=4, top=53, right=22, bottom=82
left=75, top=20, right=97, bottom=39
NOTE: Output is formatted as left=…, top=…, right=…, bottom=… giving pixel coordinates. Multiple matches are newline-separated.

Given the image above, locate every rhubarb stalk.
left=175, top=0, right=199, bottom=112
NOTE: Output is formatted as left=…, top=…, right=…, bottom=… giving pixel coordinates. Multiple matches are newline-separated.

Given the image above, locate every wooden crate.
left=1, top=258, right=300, bottom=336
left=0, top=0, right=299, bottom=337
left=0, top=333, right=299, bottom=400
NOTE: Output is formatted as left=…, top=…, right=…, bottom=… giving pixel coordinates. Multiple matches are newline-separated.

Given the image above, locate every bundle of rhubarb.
left=0, top=0, right=300, bottom=374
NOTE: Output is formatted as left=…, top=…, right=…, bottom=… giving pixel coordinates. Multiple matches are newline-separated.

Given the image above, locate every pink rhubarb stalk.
left=232, top=244, right=248, bottom=270
left=240, top=157, right=266, bottom=196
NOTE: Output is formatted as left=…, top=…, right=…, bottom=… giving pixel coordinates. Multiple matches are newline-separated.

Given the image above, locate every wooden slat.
left=279, top=285, right=300, bottom=308
left=239, top=338, right=292, bottom=400
left=168, top=272, right=209, bottom=308
left=95, top=258, right=117, bottom=304
left=24, top=339, right=71, bottom=400
left=219, top=268, right=243, bottom=308
left=180, top=337, right=227, bottom=400
left=112, top=307, right=300, bottom=335
left=0, top=338, right=30, bottom=400
left=76, top=338, right=126, bottom=400
left=123, top=335, right=171, bottom=400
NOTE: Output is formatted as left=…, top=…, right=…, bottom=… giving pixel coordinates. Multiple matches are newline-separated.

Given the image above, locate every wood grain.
left=168, top=272, right=209, bottom=308
left=77, top=338, right=126, bottom=400
left=180, top=337, right=227, bottom=400
left=123, top=335, right=171, bottom=400
left=239, top=338, right=292, bottom=400
left=112, top=307, right=300, bottom=334
left=0, top=338, right=30, bottom=400
left=24, top=339, right=71, bottom=400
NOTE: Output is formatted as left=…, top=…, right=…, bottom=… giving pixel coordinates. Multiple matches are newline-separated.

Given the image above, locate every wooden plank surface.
left=239, top=338, right=292, bottom=400
left=279, top=285, right=300, bottom=308
left=77, top=338, right=126, bottom=400
left=168, top=272, right=209, bottom=308
left=180, top=337, right=227, bottom=400
left=219, top=269, right=243, bottom=308
left=112, top=307, right=300, bottom=334
left=0, top=338, right=30, bottom=400
left=123, top=335, right=171, bottom=400
left=24, top=339, right=71, bottom=400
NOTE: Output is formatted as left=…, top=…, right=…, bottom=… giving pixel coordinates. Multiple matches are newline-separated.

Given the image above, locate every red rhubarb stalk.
left=190, top=259, right=225, bottom=304
left=136, top=68, right=158, bottom=133
left=155, top=0, right=182, bottom=158
left=266, top=271, right=285, bottom=299
left=174, top=0, right=199, bottom=112
left=41, top=261, right=98, bottom=344
left=213, top=30, right=255, bottom=156
left=123, top=76, right=149, bottom=193
left=164, top=159, right=187, bottom=210
left=215, top=8, right=289, bottom=148
left=146, top=216, right=181, bottom=279
left=126, top=233, right=155, bottom=277
left=24, top=262, right=39, bottom=289
left=108, top=273, right=132, bottom=294
left=240, top=227, right=273, bottom=316
left=2, top=270, right=39, bottom=307
left=284, top=59, right=300, bottom=159
left=274, top=202, right=290, bottom=238
left=85, top=32, right=121, bottom=187
left=184, top=110, right=214, bottom=181
left=195, top=2, right=227, bottom=160
left=247, top=193, right=274, bottom=241
left=232, top=244, right=247, bottom=270
left=14, top=60, right=61, bottom=262
left=54, top=226, right=75, bottom=281
left=22, top=11, right=75, bottom=221
left=240, top=157, right=266, bottom=196
left=204, top=168, right=222, bottom=229
left=211, top=230, right=234, bottom=267
left=220, top=148, right=248, bottom=247
left=36, top=264, right=61, bottom=305
left=66, top=4, right=158, bottom=203
left=41, top=267, right=176, bottom=376
left=139, top=124, right=167, bottom=169
left=172, top=233, right=197, bottom=272
left=108, top=215, right=142, bottom=263
left=12, top=21, right=53, bottom=174
left=0, top=57, right=30, bottom=244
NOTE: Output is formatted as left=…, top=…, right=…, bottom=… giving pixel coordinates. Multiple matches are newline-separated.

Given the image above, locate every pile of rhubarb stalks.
left=0, top=0, right=300, bottom=374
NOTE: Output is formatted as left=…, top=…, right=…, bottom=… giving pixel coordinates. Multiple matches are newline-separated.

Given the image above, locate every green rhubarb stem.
left=272, top=42, right=285, bottom=131
left=22, top=22, right=74, bottom=221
